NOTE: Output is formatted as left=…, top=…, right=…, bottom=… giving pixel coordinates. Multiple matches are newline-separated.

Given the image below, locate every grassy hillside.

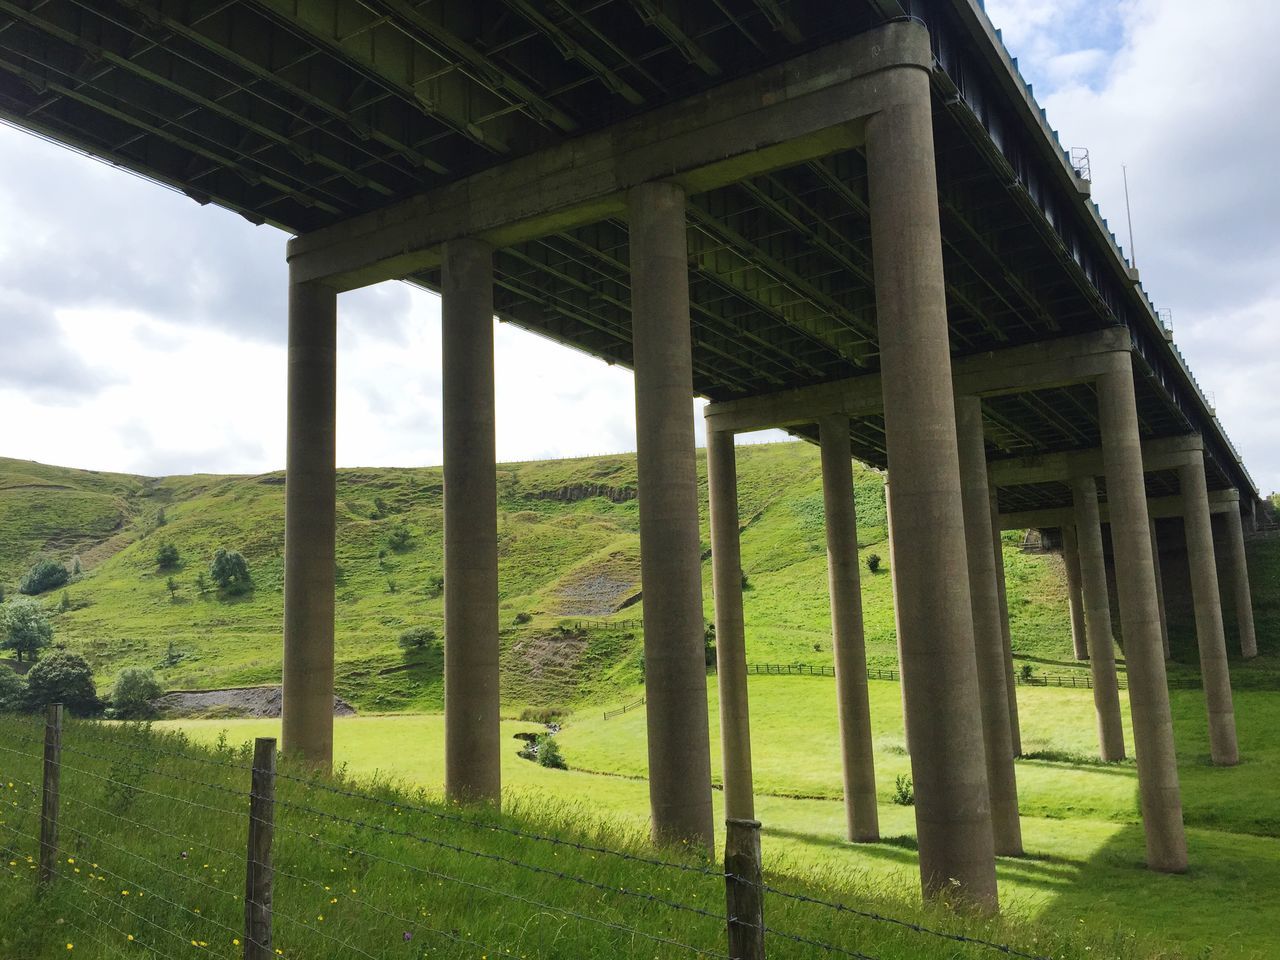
left=3, top=443, right=1274, bottom=712
left=0, top=444, right=1082, bottom=711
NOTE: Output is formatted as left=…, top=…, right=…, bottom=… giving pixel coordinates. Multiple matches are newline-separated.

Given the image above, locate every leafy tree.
left=398, top=626, right=438, bottom=651
left=166, top=577, right=179, bottom=599
left=209, top=549, right=252, bottom=595
left=155, top=542, right=180, bottom=571
left=0, top=668, right=26, bottom=711
left=386, top=523, right=412, bottom=552
left=24, top=651, right=98, bottom=715
left=111, top=667, right=163, bottom=719
left=18, top=559, right=69, bottom=596
left=535, top=733, right=567, bottom=770
left=1, top=598, right=53, bottom=662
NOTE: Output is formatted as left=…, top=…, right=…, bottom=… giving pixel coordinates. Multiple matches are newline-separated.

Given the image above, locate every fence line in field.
left=0, top=708, right=1053, bottom=960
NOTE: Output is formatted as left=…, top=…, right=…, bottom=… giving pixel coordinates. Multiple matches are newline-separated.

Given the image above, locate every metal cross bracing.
left=0, top=0, right=1255, bottom=511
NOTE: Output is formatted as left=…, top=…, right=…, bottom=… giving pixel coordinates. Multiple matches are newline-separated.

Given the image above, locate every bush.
left=1, top=597, right=53, bottom=662
left=58, top=591, right=72, bottom=613
left=704, top=621, right=717, bottom=667
left=386, top=523, right=412, bottom=552
left=534, top=733, right=567, bottom=770
left=209, top=549, right=252, bottom=595
left=1020, top=663, right=1036, bottom=683
left=892, top=774, right=914, bottom=806
left=519, top=707, right=565, bottom=725
left=513, top=611, right=532, bottom=625
left=111, top=667, right=162, bottom=719
left=24, top=651, right=99, bottom=715
left=740, top=571, right=752, bottom=592
left=155, top=542, right=180, bottom=571
left=0, top=668, right=26, bottom=711
left=398, top=626, right=438, bottom=651
left=865, top=553, right=881, bottom=574
left=19, top=559, right=69, bottom=596
left=426, top=573, right=444, bottom=599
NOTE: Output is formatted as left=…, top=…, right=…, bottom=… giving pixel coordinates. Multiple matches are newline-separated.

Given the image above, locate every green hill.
left=0, top=443, right=1269, bottom=713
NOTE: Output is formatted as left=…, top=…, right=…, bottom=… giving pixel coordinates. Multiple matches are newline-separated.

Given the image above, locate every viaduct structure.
left=0, top=0, right=1260, bottom=911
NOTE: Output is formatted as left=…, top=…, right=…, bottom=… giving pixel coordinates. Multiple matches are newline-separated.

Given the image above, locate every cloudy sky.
left=2, top=0, right=1278, bottom=489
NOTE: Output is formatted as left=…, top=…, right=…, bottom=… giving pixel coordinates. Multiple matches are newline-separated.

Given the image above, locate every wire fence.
left=0, top=707, right=1055, bottom=960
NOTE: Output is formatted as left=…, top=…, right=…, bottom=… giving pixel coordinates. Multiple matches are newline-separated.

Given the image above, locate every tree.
left=386, top=523, right=412, bottom=552
left=18, top=559, right=69, bottom=596
left=865, top=553, right=881, bottom=574
left=156, top=542, right=180, bottom=571
left=398, top=626, right=438, bottom=651
left=209, top=549, right=252, bottom=595
left=24, top=651, right=98, bottom=715
left=111, top=667, right=162, bottom=719
left=0, top=668, right=26, bottom=711
left=704, top=621, right=717, bottom=666
left=194, top=573, right=209, bottom=595
left=166, top=577, right=179, bottom=599
left=1, top=598, right=53, bottom=662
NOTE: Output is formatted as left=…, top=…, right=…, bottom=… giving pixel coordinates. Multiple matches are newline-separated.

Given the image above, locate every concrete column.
left=884, top=480, right=910, bottom=756
left=818, top=416, right=879, bottom=843
left=282, top=278, right=337, bottom=767
left=867, top=74, right=997, bottom=909
left=1149, top=519, right=1171, bottom=660
left=955, top=398, right=1023, bottom=857
left=629, top=181, right=715, bottom=850
left=707, top=427, right=754, bottom=822
left=988, top=487, right=1021, bottom=757
left=1097, top=362, right=1187, bottom=872
left=1061, top=524, right=1089, bottom=662
left=1223, top=504, right=1258, bottom=659
left=1178, top=455, right=1239, bottom=766
left=442, top=238, right=501, bottom=806
left=1070, top=478, right=1127, bottom=761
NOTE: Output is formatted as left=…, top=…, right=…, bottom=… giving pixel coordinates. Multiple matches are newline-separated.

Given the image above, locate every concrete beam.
left=987, top=434, right=1205, bottom=488
left=997, top=489, right=1240, bottom=531
left=286, top=22, right=931, bottom=291
left=704, top=328, right=1131, bottom=434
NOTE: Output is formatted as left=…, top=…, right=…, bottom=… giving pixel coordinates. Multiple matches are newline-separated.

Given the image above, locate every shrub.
left=1, top=598, right=53, bottom=662
left=519, top=707, right=565, bottom=725
left=70, top=556, right=82, bottom=576
left=19, top=559, right=69, bottom=596
left=513, top=611, right=532, bottom=625
left=111, top=667, right=163, bottom=719
left=194, top=573, right=209, bottom=595
left=535, top=734, right=567, bottom=770
left=426, top=573, right=444, bottom=599
left=209, top=549, right=252, bottom=595
left=865, top=553, right=881, bottom=574
left=24, top=651, right=98, bottom=715
left=398, top=626, right=438, bottom=651
left=1020, top=663, right=1036, bottom=683
left=740, top=571, right=752, bottom=592
left=386, top=523, right=412, bottom=552
left=0, top=668, right=26, bottom=711
left=58, top=591, right=72, bottom=613
left=155, top=542, right=180, bottom=571
left=166, top=577, right=179, bottom=599
left=892, top=774, right=914, bottom=806
left=704, top=621, right=717, bottom=666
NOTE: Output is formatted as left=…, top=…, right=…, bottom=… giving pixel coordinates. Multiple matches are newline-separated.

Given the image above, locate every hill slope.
left=0, top=442, right=1255, bottom=712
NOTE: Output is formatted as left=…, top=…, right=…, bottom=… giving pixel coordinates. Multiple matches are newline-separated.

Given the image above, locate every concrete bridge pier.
left=1179, top=453, right=1239, bottom=766
left=955, top=397, right=1022, bottom=856
left=1061, top=523, right=1089, bottom=662
left=988, top=488, right=1021, bottom=757
left=629, top=181, right=715, bottom=851
left=1098, top=362, right=1187, bottom=873
left=818, top=416, right=879, bottom=843
left=1069, top=477, right=1127, bottom=761
left=1148, top=519, right=1172, bottom=660
left=441, top=238, right=502, bottom=806
left=867, top=73, right=997, bottom=909
left=1222, top=501, right=1258, bottom=659
left=282, top=276, right=338, bottom=767
left=706, top=426, right=755, bottom=822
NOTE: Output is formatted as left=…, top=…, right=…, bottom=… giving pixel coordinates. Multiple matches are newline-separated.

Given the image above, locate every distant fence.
left=565, top=618, right=644, bottom=633
left=0, top=709, right=1053, bottom=960
left=602, top=696, right=647, bottom=720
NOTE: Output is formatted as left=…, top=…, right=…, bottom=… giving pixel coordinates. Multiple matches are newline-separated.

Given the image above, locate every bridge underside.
left=0, top=0, right=1261, bottom=920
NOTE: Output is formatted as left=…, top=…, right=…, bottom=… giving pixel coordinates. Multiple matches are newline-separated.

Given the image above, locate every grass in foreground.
left=0, top=715, right=1156, bottom=960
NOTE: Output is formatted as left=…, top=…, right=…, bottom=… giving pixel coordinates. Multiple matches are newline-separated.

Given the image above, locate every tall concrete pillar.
left=955, top=398, right=1023, bottom=857
left=282, top=277, right=337, bottom=766
left=707, top=427, right=754, bottom=821
left=867, top=73, right=997, bottom=909
left=1223, top=503, right=1258, bottom=659
left=1070, top=478, right=1126, bottom=761
left=441, top=238, right=501, bottom=806
left=1061, top=524, right=1089, bottom=662
left=629, top=181, right=715, bottom=851
left=818, top=416, right=879, bottom=843
left=1178, top=454, right=1239, bottom=766
left=1098, top=363, right=1187, bottom=872
left=988, top=487, right=1021, bottom=757
left=1149, top=519, right=1171, bottom=660
left=884, top=480, right=910, bottom=756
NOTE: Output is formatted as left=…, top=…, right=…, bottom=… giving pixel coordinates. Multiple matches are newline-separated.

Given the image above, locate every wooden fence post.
left=724, top=818, right=765, bottom=960
left=38, top=703, right=63, bottom=887
left=244, top=737, right=276, bottom=960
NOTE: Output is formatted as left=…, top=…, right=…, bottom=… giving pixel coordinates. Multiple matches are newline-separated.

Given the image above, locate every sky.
left=1, top=0, right=1278, bottom=489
